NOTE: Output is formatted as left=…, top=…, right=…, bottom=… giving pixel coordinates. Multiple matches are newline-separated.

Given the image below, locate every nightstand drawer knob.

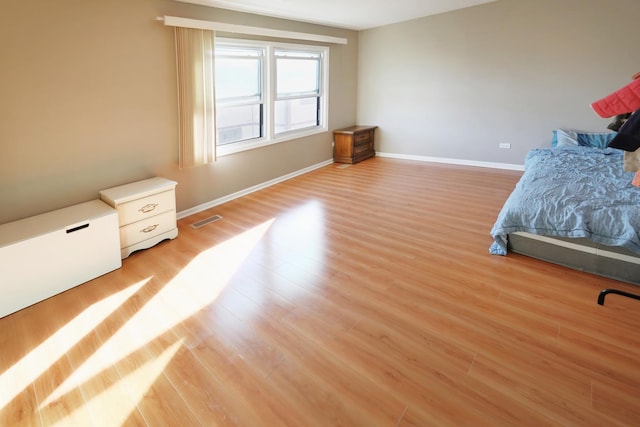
left=141, top=224, right=159, bottom=233
left=139, top=203, right=158, bottom=213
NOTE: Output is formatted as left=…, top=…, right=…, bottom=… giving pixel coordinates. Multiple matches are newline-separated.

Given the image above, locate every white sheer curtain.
left=174, top=27, right=216, bottom=168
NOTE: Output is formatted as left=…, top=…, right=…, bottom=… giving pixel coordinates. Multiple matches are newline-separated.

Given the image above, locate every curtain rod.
left=158, top=16, right=348, bottom=45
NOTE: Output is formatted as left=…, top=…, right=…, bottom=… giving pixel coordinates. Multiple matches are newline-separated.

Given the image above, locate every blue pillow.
left=551, top=129, right=616, bottom=149
left=577, top=131, right=617, bottom=149
left=556, top=129, right=579, bottom=147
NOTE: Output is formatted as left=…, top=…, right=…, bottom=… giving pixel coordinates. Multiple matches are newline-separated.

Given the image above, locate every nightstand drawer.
left=119, top=210, right=177, bottom=248
left=116, top=189, right=176, bottom=225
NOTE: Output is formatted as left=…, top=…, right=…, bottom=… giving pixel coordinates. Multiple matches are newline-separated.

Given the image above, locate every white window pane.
left=215, top=57, right=261, bottom=101
left=275, top=98, right=319, bottom=134
left=216, top=104, right=262, bottom=145
left=276, top=58, right=319, bottom=97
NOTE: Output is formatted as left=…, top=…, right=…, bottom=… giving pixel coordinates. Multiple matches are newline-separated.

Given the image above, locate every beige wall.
left=0, top=0, right=358, bottom=224
left=358, top=0, right=640, bottom=164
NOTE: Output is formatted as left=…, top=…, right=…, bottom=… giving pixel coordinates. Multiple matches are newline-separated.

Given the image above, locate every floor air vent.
left=190, top=214, right=223, bottom=229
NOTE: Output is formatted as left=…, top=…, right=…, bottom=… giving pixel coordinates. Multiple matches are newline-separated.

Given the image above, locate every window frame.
left=214, top=38, right=329, bottom=157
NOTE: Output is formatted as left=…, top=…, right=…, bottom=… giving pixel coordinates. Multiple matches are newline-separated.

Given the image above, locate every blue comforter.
left=490, top=146, right=640, bottom=255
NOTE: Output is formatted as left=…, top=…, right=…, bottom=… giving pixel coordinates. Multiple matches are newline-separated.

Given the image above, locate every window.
left=214, top=39, right=328, bottom=155
left=214, top=47, right=264, bottom=145
left=274, top=50, right=321, bottom=133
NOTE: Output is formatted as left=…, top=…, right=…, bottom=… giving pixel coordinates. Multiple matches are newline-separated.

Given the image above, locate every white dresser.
left=99, top=177, right=178, bottom=258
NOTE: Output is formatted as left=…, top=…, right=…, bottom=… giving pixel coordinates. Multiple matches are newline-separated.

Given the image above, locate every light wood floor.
left=2, top=157, right=640, bottom=426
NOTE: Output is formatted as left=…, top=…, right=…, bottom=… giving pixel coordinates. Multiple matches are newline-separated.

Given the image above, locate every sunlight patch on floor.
left=0, top=278, right=150, bottom=412
left=38, top=219, right=274, bottom=414
left=50, top=339, right=183, bottom=427
left=270, top=201, right=326, bottom=285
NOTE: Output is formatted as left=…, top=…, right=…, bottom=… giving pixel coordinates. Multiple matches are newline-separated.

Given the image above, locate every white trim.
left=176, top=159, right=334, bottom=219
left=160, top=16, right=348, bottom=45
left=376, top=152, right=525, bottom=171
left=176, top=153, right=523, bottom=220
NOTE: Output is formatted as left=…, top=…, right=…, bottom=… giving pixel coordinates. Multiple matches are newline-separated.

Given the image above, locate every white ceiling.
left=176, top=0, right=497, bottom=31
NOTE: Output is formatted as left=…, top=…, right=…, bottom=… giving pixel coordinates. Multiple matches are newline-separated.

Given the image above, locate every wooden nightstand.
left=333, top=125, right=377, bottom=164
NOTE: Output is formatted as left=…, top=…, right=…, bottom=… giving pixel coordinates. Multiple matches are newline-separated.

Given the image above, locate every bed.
left=489, top=143, right=640, bottom=286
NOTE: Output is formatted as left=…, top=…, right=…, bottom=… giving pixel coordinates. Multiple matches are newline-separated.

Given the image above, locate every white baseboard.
left=177, top=154, right=522, bottom=219
left=376, top=152, right=525, bottom=171
left=177, top=159, right=334, bottom=219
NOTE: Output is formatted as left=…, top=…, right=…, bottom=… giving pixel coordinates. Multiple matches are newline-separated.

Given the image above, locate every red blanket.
left=591, top=77, right=640, bottom=118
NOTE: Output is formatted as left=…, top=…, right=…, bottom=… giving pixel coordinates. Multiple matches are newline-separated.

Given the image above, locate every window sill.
left=216, top=126, right=328, bottom=157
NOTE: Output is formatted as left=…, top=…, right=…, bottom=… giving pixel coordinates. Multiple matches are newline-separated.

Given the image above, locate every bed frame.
left=508, top=232, right=640, bottom=285
left=508, top=232, right=640, bottom=305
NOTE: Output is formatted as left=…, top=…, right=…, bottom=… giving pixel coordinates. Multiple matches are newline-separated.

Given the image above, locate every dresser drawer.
left=354, top=131, right=371, bottom=144
left=116, top=190, right=176, bottom=225
left=353, top=142, right=371, bottom=155
left=119, top=210, right=177, bottom=248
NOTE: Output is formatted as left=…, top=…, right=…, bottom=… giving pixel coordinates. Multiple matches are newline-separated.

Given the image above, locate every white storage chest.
left=0, top=200, right=122, bottom=318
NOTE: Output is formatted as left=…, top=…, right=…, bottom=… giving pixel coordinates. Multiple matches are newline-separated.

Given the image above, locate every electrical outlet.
left=499, top=143, right=511, bottom=149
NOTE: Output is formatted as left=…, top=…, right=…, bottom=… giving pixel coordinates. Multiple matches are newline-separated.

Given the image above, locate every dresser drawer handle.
left=141, top=224, right=159, bottom=233
left=139, top=203, right=158, bottom=213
